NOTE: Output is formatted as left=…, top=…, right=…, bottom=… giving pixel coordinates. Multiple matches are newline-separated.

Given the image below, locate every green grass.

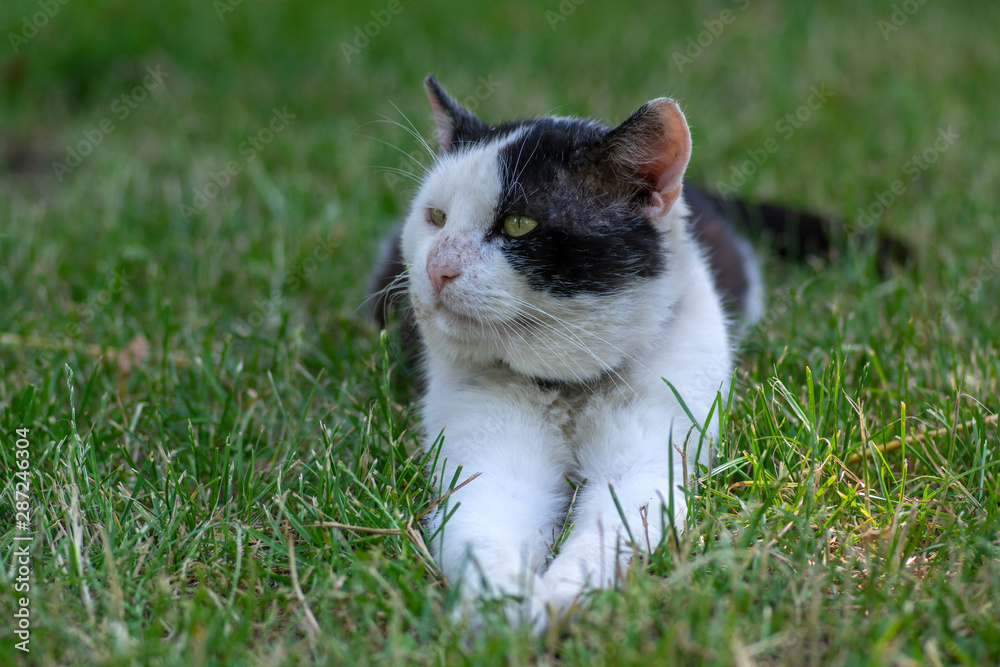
left=1, top=0, right=999, bottom=664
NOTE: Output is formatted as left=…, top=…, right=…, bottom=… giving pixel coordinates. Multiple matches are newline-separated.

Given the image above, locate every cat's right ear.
left=425, top=75, right=490, bottom=155
left=601, top=98, right=692, bottom=217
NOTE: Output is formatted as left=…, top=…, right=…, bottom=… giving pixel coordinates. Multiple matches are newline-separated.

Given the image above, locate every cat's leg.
left=538, top=259, right=732, bottom=611
left=423, top=389, right=573, bottom=620
left=538, top=401, right=712, bottom=609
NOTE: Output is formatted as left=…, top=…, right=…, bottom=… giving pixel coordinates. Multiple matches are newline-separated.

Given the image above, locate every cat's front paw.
left=449, top=572, right=552, bottom=633
left=536, top=547, right=633, bottom=614
left=536, top=564, right=591, bottom=612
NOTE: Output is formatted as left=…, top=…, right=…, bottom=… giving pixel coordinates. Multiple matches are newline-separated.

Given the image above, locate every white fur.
left=401, top=132, right=732, bottom=623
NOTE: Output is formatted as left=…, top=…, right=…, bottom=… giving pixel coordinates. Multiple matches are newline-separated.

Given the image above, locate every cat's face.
left=401, top=77, right=693, bottom=382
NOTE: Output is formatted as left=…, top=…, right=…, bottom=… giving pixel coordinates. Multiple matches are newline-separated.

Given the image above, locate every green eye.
left=502, top=215, right=539, bottom=237
left=428, top=208, right=447, bottom=227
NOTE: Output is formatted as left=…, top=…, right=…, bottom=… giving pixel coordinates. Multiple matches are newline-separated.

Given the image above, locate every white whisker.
left=357, top=134, right=430, bottom=177
left=503, top=294, right=649, bottom=399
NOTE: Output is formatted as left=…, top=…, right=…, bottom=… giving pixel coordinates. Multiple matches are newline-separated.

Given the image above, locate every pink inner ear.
left=427, top=100, right=453, bottom=154
left=631, top=99, right=691, bottom=214
left=642, top=100, right=691, bottom=195
left=644, top=155, right=684, bottom=194
left=425, top=78, right=455, bottom=154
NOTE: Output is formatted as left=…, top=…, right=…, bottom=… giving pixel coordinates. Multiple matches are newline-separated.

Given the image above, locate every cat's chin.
left=426, top=303, right=492, bottom=336
left=425, top=309, right=624, bottom=382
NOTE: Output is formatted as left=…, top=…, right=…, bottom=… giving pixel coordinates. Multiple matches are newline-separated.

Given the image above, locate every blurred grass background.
left=1, top=0, right=998, bottom=665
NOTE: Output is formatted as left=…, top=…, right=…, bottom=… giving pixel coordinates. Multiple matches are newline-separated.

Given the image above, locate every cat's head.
left=401, top=76, right=694, bottom=382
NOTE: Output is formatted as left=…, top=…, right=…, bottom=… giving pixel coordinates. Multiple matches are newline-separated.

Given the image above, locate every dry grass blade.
left=311, top=521, right=405, bottom=535
left=286, top=530, right=321, bottom=641
left=847, top=414, right=998, bottom=465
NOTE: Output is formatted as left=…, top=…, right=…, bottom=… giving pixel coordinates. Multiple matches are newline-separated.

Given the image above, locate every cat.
left=370, top=75, right=841, bottom=625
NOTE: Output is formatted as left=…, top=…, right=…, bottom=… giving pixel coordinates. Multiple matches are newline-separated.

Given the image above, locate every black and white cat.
left=374, top=76, right=780, bottom=623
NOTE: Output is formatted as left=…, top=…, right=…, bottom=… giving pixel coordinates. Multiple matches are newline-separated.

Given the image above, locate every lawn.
left=1, top=0, right=998, bottom=665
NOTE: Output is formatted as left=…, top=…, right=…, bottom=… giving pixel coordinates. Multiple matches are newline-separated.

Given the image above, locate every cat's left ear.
left=425, top=75, right=490, bottom=155
left=601, top=98, right=691, bottom=217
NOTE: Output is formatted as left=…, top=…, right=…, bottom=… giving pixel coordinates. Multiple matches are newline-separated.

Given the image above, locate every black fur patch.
left=683, top=184, right=753, bottom=318
left=487, top=118, right=666, bottom=297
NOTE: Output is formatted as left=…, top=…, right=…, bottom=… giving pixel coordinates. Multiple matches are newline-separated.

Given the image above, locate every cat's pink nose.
left=428, top=263, right=461, bottom=294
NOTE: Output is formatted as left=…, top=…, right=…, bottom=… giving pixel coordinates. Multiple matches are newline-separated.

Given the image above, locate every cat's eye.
left=502, top=215, right=538, bottom=238
left=427, top=208, right=447, bottom=227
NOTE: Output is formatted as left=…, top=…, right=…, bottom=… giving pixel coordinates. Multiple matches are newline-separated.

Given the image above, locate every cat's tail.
left=683, top=183, right=909, bottom=337
left=685, top=184, right=910, bottom=266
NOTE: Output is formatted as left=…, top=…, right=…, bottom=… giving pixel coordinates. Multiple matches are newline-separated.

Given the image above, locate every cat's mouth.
left=430, top=301, right=538, bottom=336
left=417, top=294, right=487, bottom=332
left=434, top=303, right=484, bottom=330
